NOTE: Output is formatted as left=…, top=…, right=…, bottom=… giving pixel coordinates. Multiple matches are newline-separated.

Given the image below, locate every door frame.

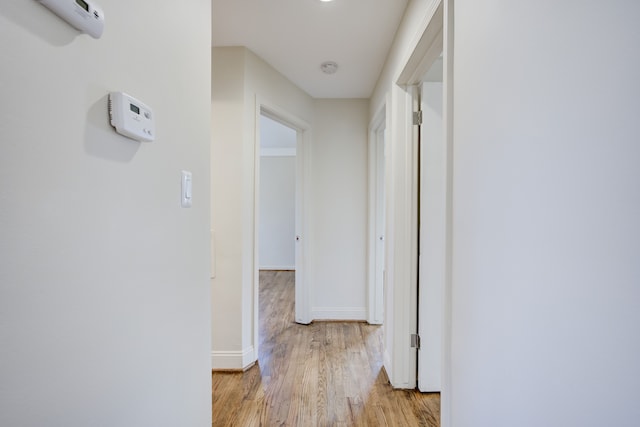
left=367, top=104, right=387, bottom=325
left=395, top=0, right=454, bottom=423
left=254, top=99, right=312, bottom=354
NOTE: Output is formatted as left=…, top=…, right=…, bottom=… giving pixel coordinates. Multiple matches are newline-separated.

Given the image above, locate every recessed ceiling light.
left=320, top=61, right=338, bottom=74
left=319, top=0, right=334, bottom=2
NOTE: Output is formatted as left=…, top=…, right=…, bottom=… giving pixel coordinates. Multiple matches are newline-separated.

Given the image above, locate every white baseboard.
left=211, top=346, right=256, bottom=371
left=311, top=307, right=367, bottom=321
left=259, top=265, right=295, bottom=271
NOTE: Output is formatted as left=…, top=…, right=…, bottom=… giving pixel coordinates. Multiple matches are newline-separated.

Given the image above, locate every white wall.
left=451, top=1, right=640, bottom=426
left=259, top=155, right=296, bottom=270
left=372, top=2, right=640, bottom=424
left=0, top=1, right=212, bottom=426
left=311, top=99, right=369, bottom=320
left=211, top=47, right=247, bottom=368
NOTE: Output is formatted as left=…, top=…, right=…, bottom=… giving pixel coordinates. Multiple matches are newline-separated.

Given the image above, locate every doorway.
left=257, top=112, right=297, bottom=360
left=253, top=103, right=312, bottom=362
left=391, top=0, right=453, bottom=406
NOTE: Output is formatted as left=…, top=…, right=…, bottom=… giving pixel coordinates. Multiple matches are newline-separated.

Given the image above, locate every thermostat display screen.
left=75, top=0, right=89, bottom=12
left=130, top=104, right=140, bottom=114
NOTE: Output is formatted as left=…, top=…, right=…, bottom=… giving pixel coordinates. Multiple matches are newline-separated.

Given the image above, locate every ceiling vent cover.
left=320, top=61, right=338, bottom=74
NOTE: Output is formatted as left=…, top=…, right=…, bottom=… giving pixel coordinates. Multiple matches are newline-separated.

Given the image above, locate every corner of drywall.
left=211, top=44, right=248, bottom=367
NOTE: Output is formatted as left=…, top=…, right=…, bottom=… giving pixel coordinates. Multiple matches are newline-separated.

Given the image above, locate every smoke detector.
left=320, top=61, right=338, bottom=75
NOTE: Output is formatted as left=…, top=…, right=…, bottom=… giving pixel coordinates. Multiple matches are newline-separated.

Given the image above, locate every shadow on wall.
left=84, top=94, right=140, bottom=163
left=0, top=1, right=80, bottom=46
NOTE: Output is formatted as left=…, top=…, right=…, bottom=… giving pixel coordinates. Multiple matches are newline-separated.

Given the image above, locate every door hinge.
left=410, top=333, right=421, bottom=349
left=413, top=111, right=423, bottom=126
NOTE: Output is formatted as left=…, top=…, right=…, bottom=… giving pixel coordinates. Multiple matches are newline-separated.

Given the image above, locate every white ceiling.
left=212, top=0, right=409, bottom=99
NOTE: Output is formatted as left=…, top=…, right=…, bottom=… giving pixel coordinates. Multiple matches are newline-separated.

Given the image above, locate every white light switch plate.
left=181, top=171, right=192, bottom=208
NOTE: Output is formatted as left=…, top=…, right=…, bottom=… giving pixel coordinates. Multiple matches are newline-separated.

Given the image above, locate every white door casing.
left=368, top=106, right=387, bottom=325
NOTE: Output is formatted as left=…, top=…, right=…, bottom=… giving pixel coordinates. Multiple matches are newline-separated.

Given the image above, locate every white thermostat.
left=109, top=92, right=155, bottom=142
left=37, top=0, right=105, bottom=39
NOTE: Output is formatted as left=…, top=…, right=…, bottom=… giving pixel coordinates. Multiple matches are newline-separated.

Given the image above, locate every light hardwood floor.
left=212, top=270, right=440, bottom=426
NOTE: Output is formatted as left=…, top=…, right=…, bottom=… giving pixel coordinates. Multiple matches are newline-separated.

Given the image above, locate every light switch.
left=181, top=171, right=192, bottom=208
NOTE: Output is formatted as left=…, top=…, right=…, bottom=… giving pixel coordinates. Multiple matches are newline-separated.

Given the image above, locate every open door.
left=386, top=0, right=453, bottom=396
left=417, top=58, right=445, bottom=392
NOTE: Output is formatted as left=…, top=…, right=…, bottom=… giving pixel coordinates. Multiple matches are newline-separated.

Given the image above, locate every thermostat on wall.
left=37, top=0, right=105, bottom=39
left=109, top=92, right=155, bottom=142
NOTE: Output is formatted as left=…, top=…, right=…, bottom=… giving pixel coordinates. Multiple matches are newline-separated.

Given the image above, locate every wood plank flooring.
left=212, top=270, right=440, bottom=426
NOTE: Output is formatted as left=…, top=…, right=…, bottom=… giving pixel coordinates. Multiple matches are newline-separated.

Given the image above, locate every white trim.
left=397, top=0, right=443, bottom=86
left=211, top=346, right=256, bottom=371
left=259, top=265, right=295, bottom=271
left=260, top=147, right=296, bottom=157
left=311, top=307, right=367, bottom=321
left=367, top=102, right=387, bottom=325
left=253, top=97, right=262, bottom=369
left=441, top=2, right=454, bottom=426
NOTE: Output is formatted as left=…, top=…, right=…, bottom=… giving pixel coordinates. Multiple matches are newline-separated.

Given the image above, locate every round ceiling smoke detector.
left=320, top=61, right=338, bottom=75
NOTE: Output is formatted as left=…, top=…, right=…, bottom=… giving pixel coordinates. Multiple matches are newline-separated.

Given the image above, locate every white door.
left=373, top=125, right=386, bottom=324
left=418, top=75, right=445, bottom=392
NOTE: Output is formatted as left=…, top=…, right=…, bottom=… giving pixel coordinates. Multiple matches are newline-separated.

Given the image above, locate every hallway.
left=212, top=271, right=440, bottom=426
